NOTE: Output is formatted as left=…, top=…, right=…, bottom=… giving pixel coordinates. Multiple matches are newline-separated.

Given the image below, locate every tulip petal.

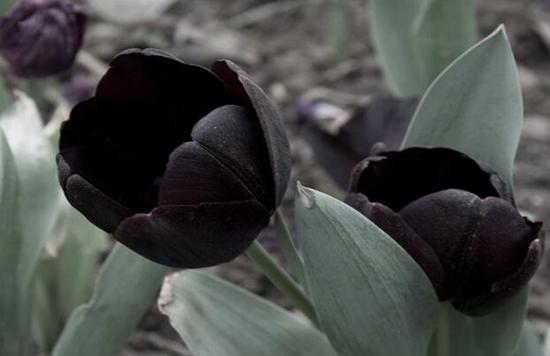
left=346, top=193, right=444, bottom=288
left=58, top=153, right=134, bottom=233
left=453, top=230, right=544, bottom=316
left=211, top=60, right=290, bottom=206
left=191, top=104, right=274, bottom=209
left=114, top=200, right=270, bottom=267
left=96, top=48, right=233, bottom=138
left=159, top=141, right=254, bottom=206
left=60, top=96, right=189, bottom=213
left=350, top=147, right=505, bottom=211
left=58, top=141, right=162, bottom=211
left=399, top=189, right=538, bottom=309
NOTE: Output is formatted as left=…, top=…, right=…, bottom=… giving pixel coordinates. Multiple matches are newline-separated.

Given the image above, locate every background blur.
left=54, top=0, right=550, bottom=354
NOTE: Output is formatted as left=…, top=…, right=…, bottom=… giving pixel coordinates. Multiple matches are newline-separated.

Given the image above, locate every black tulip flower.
left=346, top=146, right=544, bottom=316
left=57, top=49, right=291, bottom=268
left=0, top=0, right=86, bottom=78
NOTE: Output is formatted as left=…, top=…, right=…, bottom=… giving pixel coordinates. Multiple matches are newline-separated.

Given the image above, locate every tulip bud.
left=57, top=48, right=291, bottom=268
left=0, top=0, right=86, bottom=77
left=346, top=146, right=544, bottom=316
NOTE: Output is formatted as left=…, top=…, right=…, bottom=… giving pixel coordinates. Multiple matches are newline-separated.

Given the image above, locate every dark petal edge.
left=211, top=60, right=291, bottom=207
left=57, top=154, right=134, bottom=233
left=114, top=199, right=270, bottom=268
left=348, top=146, right=508, bottom=210
left=190, top=105, right=274, bottom=209
left=346, top=193, right=445, bottom=289
left=453, top=223, right=545, bottom=316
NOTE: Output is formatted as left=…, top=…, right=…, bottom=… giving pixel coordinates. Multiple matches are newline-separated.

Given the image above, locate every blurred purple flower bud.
left=61, top=74, right=96, bottom=105
left=0, top=0, right=86, bottom=77
left=346, top=147, right=544, bottom=316
left=298, top=96, right=418, bottom=188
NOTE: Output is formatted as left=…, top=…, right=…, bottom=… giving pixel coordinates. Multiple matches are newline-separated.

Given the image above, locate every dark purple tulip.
left=0, top=0, right=86, bottom=77
left=57, top=48, right=291, bottom=268
left=346, top=146, right=544, bottom=316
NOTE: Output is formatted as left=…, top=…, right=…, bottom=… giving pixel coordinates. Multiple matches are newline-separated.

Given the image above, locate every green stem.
left=245, top=240, right=317, bottom=325
left=75, top=51, right=108, bottom=79
left=274, top=209, right=306, bottom=284
left=436, top=306, right=450, bottom=356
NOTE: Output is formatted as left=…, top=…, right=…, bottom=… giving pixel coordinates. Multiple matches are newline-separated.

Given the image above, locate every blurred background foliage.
left=1, top=0, right=550, bottom=355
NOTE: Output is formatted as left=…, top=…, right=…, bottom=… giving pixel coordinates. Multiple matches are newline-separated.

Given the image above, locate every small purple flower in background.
left=346, top=146, right=544, bottom=316
left=61, top=74, right=96, bottom=105
left=57, top=49, right=291, bottom=268
left=297, top=96, right=418, bottom=188
left=0, top=0, right=86, bottom=77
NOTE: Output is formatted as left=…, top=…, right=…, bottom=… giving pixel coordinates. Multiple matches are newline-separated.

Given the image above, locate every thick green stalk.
left=245, top=241, right=317, bottom=325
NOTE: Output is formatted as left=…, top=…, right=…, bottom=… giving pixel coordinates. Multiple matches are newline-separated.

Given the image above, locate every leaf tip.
left=158, top=272, right=180, bottom=313
left=296, top=181, right=315, bottom=209
left=490, top=24, right=509, bottom=43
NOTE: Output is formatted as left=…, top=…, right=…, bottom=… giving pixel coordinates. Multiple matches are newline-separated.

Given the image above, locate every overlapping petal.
left=212, top=60, right=291, bottom=206
left=347, top=146, right=544, bottom=316
left=57, top=49, right=290, bottom=268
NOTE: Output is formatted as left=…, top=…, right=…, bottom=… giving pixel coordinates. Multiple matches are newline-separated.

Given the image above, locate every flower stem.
left=245, top=240, right=317, bottom=325
left=75, top=50, right=108, bottom=78
left=274, top=209, right=306, bottom=284
left=435, top=306, right=450, bottom=356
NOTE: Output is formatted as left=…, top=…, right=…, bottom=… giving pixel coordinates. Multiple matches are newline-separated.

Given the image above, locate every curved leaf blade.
left=0, top=92, right=60, bottom=286
left=368, top=0, right=426, bottom=96
left=160, top=270, right=337, bottom=356
left=403, top=26, right=522, bottom=191
left=368, top=0, right=476, bottom=97
left=295, top=185, right=438, bottom=356
left=0, top=129, right=29, bottom=356
left=412, top=0, right=477, bottom=83
left=429, top=289, right=529, bottom=356
left=52, top=244, right=167, bottom=356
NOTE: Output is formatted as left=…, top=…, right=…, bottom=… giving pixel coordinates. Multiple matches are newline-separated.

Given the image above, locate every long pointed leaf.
left=0, top=92, right=60, bottom=288
left=403, top=26, right=522, bottom=192
left=0, top=93, right=59, bottom=356
left=52, top=244, right=167, bottom=356
left=33, top=201, right=108, bottom=352
left=412, top=0, right=477, bottom=83
left=295, top=185, right=438, bottom=356
left=368, top=0, right=476, bottom=96
left=0, top=129, right=28, bottom=356
left=368, top=0, right=426, bottom=96
left=160, top=271, right=337, bottom=356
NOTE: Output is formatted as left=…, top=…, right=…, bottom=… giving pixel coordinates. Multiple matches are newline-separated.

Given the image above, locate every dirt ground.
left=79, top=0, right=550, bottom=354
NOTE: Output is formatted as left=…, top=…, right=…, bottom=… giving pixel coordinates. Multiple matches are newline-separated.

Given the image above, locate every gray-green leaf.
left=52, top=244, right=167, bottom=356
left=0, top=93, right=59, bottom=356
left=295, top=185, right=438, bottom=356
left=412, top=0, right=477, bottom=84
left=0, top=129, right=28, bottom=356
left=32, top=201, right=108, bottom=352
left=368, top=0, right=476, bottom=96
left=0, top=92, right=60, bottom=287
left=160, top=270, right=337, bottom=356
left=403, top=26, right=522, bottom=192
left=429, top=289, right=528, bottom=356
